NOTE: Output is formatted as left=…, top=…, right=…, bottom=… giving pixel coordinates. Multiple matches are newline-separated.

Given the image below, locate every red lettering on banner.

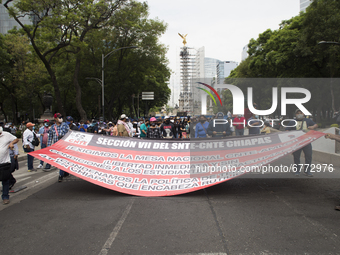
left=29, top=130, right=325, bottom=197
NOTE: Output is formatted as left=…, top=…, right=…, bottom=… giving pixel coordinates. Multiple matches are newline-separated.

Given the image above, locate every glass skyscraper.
left=300, top=0, right=313, bottom=12
left=0, top=3, right=32, bottom=34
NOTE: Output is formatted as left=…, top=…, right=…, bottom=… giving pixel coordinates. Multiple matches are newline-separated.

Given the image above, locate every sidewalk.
left=312, top=127, right=340, bottom=166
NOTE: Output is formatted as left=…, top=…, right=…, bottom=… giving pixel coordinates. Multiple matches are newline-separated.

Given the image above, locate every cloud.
left=143, top=0, right=299, bottom=70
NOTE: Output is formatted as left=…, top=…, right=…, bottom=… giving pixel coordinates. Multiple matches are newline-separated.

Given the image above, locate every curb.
left=313, top=150, right=340, bottom=167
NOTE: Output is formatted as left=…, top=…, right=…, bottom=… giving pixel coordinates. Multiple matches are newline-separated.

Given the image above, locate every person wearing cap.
left=0, top=126, right=19, bottom=205
left=286, top=109, right=318, bottom=177
left=48, top=113, right=70, bottom=182
left=103, top=122, right=115, bottom=136
left=37, top=119, right=52, bottom=171
left=66, top=116, right=79, bottom=131
left=147, top=117, right=161, bottom=139
left=207, top=112, right=232, bottom=138
left=23, top=122, right=40, bottom=172
left=117, top=114, right=131, bottom=137
left=160, top=116, right=175, bottom=139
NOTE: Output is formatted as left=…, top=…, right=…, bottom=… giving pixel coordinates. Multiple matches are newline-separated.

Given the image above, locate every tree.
left=81, top=1, right=171, bottom=119
left=228, top=0, right=340, bottom=122
left=2, top=0, right=127, bottom=119
left=0, top=31, right=50, bottom=123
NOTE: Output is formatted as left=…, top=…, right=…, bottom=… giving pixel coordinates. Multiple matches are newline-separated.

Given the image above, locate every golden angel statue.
left=178, top=33, right=188, bottom=46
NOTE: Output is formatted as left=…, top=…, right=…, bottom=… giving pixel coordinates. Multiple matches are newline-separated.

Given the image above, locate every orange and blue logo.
left=196, top=82, right=223, bottom=106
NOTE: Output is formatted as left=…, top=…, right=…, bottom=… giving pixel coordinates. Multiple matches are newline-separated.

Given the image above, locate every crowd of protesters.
left=3, top=109, right=340, bottom=210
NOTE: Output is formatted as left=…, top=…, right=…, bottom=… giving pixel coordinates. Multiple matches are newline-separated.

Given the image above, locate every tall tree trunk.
left=11, top=93, right=16, bottom=124
left=73, top=56, right=87, bottom=121
left=0, top=102, right=8, bottom=123
left=14, top=100, right=18, bottom=125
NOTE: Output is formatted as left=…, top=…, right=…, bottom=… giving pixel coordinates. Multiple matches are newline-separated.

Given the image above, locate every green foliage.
left=330, top=124, right=339, bottom=128
left=0, top=31, right=50, bottom=123
left=80, top=1, right=171, bottom=119
left=15, top=130, right=22, bottom=138
left=228, top=0, right=340, bottom=122
left=212, top=89, right=233, bottom=115
left=0, top=0, right=170, bottom=121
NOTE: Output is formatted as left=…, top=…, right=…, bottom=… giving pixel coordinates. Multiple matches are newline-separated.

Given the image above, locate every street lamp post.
left=87, top=46, right=137, bottom=121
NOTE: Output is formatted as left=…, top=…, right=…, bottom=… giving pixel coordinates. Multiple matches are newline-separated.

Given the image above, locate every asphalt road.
left=0, top=156, right=340, bottom=255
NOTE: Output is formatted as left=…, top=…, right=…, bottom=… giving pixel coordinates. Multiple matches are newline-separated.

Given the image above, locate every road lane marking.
left=177, top=253, right=228, bottom=255
left=13, top=173, right=32, bottom=178
left=15, top=177, right=31, bottom=182
left=98, top=198, right=135, bottom=255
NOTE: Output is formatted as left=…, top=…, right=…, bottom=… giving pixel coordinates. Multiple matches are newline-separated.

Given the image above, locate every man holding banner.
left=47, top=113, right=70, bottom=182
left=286, top=109, right=318, bottom=177
left=207, top=112, right=232, bottom=138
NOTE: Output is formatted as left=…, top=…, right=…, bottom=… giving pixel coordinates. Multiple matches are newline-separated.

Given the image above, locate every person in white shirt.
left=23, top=122, right=40, bottom=172
left=0, top=126, right=19, bottom=205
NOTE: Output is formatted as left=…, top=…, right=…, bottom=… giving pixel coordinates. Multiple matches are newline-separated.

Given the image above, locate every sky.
left=143, top=0, right=301, bottom=72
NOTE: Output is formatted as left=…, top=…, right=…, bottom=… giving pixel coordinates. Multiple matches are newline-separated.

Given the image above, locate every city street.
left=1, top=0, right=340, bottom=254
left=1, top=155, right=340, bottom=255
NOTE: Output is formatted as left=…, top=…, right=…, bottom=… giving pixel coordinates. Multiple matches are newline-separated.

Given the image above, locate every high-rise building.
left=0, top=3, right=32, bottom=34
left=204, top=57, right=219, bottom=79
left=216, top=61, right=238, bottom=83
left=300, top=0, right=313, bottom=12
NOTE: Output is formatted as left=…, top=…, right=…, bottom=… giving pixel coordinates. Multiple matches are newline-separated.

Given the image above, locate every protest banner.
left=29, top=130, right=324, bottom=196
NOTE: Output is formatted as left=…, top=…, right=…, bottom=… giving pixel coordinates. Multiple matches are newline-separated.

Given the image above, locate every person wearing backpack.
left=23, top=122, right=40, bottom=172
